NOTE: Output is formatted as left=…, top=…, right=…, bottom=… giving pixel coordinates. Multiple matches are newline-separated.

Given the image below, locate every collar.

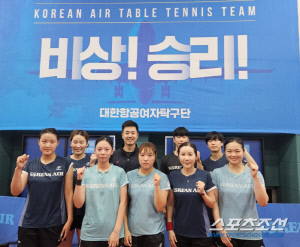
left=121, top=144, right=139, bottom=154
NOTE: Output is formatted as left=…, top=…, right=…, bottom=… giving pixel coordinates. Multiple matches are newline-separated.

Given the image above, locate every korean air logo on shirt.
left=247, top=178, right=252, bottom=183
left=56, top=166, right=62, bottom=171
left=112, top=177, right=116, bottom=182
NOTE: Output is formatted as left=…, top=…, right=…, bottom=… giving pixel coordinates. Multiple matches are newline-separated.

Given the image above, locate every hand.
left=219, top=229, right=233, bottom=247
left=248, top=162, right=258, bottom=178
left=153, top=173, right=161, bottom=187
left=16, top=154, right=29, bottom=170
left=196, top=151, right=201, bottom=162
left=168, top=230, right=177, bottom=247
left=108, top=231, right=119, bottom=247
left=196, top=181, right=205, bottom=195
left=60, top=221, right=71, bottom=242
left=124, top=229, right=132, bottom=246
left=89, top=153, right=97, bottom=166
left=77, top=166, right=86, bottom=180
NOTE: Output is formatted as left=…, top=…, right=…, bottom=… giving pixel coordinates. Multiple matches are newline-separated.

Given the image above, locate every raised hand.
left=153, top=172, right=161, bottom=187
left=248, top=162, right=258, bottom=178
left=196, top=151, right=201, bottom=162
left=89, top=153, right=97, bottom=167
left=77, top=166, right=86, bottom=180
left=196, top=181, right=205, bottom=195
left=16, top=154, right=29, bottom=170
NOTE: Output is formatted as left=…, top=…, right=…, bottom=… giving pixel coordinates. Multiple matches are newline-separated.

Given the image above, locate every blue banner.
left=1, top=0, right=300, bottom=132
left=0, top=196, right=25, bottom=244
left=1, top=195, right=299, bottom=246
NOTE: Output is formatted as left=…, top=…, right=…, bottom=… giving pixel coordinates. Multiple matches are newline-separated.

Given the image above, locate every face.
left=122, top=126, right=139, bottom=146
left=70, top=135, right=88, bottom=155
left=179, top=146, right=196, bottom=169
left=225, top=141, right=245, bottom=166
left=38, top=133, right=59, bottom=156
left=138, top=148, right=156, bottom=170
left=94, top=140, right=113, bottom=163
left=207, top=139, right=223, bottom=152
left=173, top=136, right=189, bottom=149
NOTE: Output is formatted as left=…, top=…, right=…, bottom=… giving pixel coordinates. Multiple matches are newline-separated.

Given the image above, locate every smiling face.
left=179, top=145, right=196, bottom=169
left=70, top=134, right=88, bottom=156
left=225, top=141, right=245, bottom=166
left=38, top=133, right=59, bottom=156
left=94, top=140, right=114, bottom=164
left=122, top=126, right=139, bottom=147
left=138, top=148, right=156, bottom=171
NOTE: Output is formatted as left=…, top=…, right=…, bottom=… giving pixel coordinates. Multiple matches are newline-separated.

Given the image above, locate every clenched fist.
left=153, top=172, right=161, bottom=187
left=16, top=154, right=29, bottom=170
left=196, top=181, right=205, bottom=195
left=77, top=166, right=86, bottom=180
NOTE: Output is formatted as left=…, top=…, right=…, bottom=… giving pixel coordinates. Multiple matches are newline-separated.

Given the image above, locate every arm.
left=73, top=167, right=86, bottom=208
left=212, top=189, right=233, bottom=247
left=11, top=154, right=29, bottom=196
left=196, top=181, right=216, bottom=208
left=60, top=166, right=74, bottom=240
left=202, top=190, right=216, bottom=208
left=124, top=203, right=132, bottom=247
left=89, top=153, right=97, bottom=167
left=248, top=163, right=269, bottom=207
left=167, top=191, right=177, bottom=247
left=196, top=151, right=204, bottom=170
left=243, top=149, right=256, bottom=165
left=153, top=173, right=169, bottom=212
left=108, top=184, right=128, bottom=247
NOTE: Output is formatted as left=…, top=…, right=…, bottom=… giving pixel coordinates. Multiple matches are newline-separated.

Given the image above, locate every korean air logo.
left=112, top=177, right=116, bottom=182
left=247, top=178, right=251, bottom=183
left=56, top=166, right=62, bottom=171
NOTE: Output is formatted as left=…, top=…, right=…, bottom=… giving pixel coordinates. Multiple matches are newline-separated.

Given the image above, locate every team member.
left=11, top=128, right=73, bottom=247
left=61, top=130, right=96, bottom=247
left=203, top=131, right=228, bottom=174
left=74, top=136, right=128, bottom=247
left=212, top=137, right=268, bottom=247
left=110, top=120, right=140, bottom=172
left=202, top=131, right=228, bottom=247
left=160, top=127, right=202, bottom=176
left=167, top=142, right=216, bottom=247
left=124, top=142, right=170, bottom=247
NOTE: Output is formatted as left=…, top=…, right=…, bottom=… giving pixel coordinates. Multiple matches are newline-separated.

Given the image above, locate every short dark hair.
left=95, top=136, right=113, bottom=149
left=122, top=120, right=139, bottom=133
left=205, top=131, right=224, bottom=144
left=178, top=142, right=197, bottom=156
left=224, top=137, right=244, bottom=151
left=70, top=130, right=89, bottom=143
left=39, top=128, right=59, bottom=140
left=173, top=127, right=189, bottom=138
